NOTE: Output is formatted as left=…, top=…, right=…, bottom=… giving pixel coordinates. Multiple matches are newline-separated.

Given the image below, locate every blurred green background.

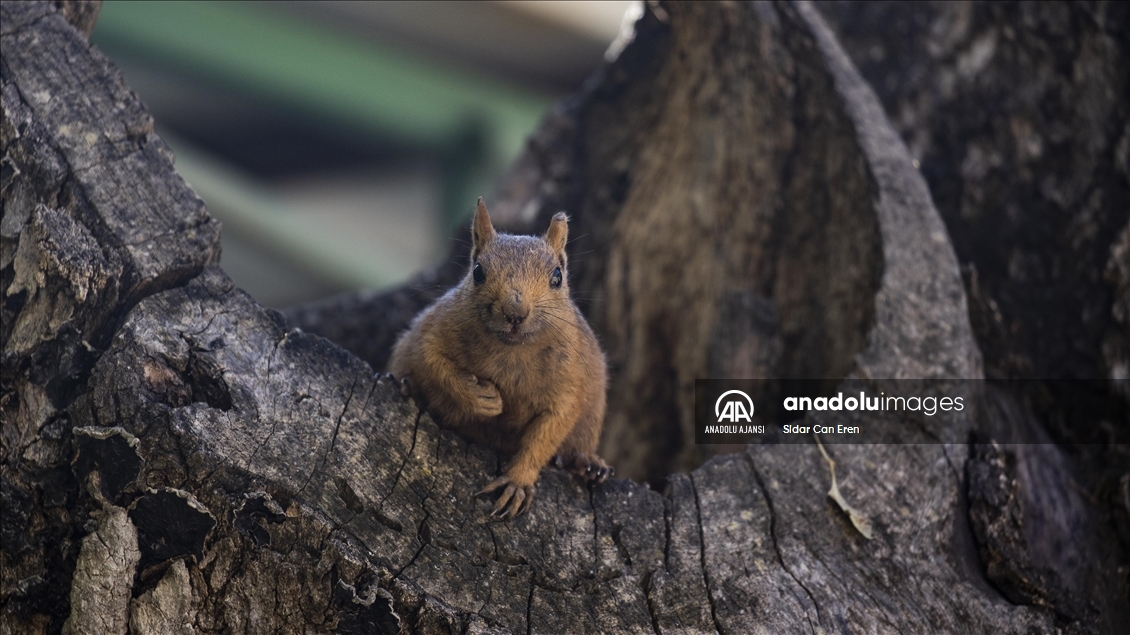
left=91, top=1, right=636, bottom=307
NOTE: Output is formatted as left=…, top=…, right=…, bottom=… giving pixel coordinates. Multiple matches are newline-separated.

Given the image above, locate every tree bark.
left=816, top=0, right=1130, bottom=495
left=816, top=2, right=1130, bottom=627
left=2, top=1, right=1125, bottom=634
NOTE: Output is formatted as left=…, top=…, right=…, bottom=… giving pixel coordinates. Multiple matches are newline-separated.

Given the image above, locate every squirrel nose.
left=504, top=307, right=528, bottom=326
left=502, top=293, right=528, bottom=326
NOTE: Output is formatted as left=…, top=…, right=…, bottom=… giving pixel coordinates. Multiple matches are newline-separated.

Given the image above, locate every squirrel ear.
left=471, top=197, right=495, bottom=259
left=544, top=212, right=568, bottom=260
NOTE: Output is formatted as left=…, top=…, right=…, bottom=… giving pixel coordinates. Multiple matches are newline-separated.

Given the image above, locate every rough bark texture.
left=61, top=506, right=138, bottom=635
left=815, top=2, right=1130, bottom=628
left=3, top=2, right=1127, bottom=635
left=814, top=1, right=1129, bottom=399
left=815, top=0, right=1130, bottom=461
left=2, top=1, right=220, bottom=632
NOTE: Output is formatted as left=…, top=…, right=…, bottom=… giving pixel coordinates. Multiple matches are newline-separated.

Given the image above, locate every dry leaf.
left=816, top=436, right=873, bottom=539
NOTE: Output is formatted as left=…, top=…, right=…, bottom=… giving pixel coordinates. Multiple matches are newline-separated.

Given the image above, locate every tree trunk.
left=2, top=1, right=1125, bottom=634
left=816, top=2, right=1130, bottom=626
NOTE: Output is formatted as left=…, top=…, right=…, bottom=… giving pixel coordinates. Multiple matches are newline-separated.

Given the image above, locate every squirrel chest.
left=451, top=311, right=582, bottom=442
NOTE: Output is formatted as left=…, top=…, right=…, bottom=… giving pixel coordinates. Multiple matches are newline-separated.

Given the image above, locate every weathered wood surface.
left=2, top=1, right=1125, bottom=634
left=817, top=0, right=1130, bottom=390
left=817, top=0, right=1130, bottom=506
left=817, top=3, right=1130, bottom=628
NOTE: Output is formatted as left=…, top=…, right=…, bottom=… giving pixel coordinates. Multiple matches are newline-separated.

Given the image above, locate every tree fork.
left=2, top=1, right=1124, bottom=633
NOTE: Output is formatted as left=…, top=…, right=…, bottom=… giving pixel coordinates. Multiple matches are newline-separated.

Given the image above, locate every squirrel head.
left=466, top=198, right=572, bottom=345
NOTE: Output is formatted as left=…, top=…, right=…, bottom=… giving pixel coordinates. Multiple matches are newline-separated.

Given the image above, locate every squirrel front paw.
left=554, top=452, right=615, bottom=483
left=466, top=374, right=503, bottom=417
left=382, top=373, right=412, bottom=398
left=476, top=474, right=535, bottom=519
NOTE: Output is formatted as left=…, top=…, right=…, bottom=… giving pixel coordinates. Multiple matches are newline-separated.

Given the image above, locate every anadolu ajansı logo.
left=699, top=384, right=764, bottom=439
left=715, top=390, right=754, bottom=423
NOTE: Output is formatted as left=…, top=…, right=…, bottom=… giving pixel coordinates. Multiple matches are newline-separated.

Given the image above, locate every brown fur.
left=388, top=198, right=610, bottom=518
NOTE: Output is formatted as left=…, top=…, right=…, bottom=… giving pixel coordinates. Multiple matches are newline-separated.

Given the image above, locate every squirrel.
left=387, top=198, right=612, bottom=519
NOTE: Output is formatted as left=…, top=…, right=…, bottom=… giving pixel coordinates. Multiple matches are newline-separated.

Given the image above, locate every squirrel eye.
left=550, top=267, right=562, bottom=288
left=473, top=262, right=485, bottom=284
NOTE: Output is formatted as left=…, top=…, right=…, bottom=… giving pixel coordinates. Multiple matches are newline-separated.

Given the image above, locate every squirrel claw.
left=382, top=374, right=412, bottom=398
left=559, top=453, right=614, bottom=484
left=478, top=476, right=535, bottom=519
left=467, top=375, right=503, bottom=417
left=586, top=464, right=613, bottom=483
